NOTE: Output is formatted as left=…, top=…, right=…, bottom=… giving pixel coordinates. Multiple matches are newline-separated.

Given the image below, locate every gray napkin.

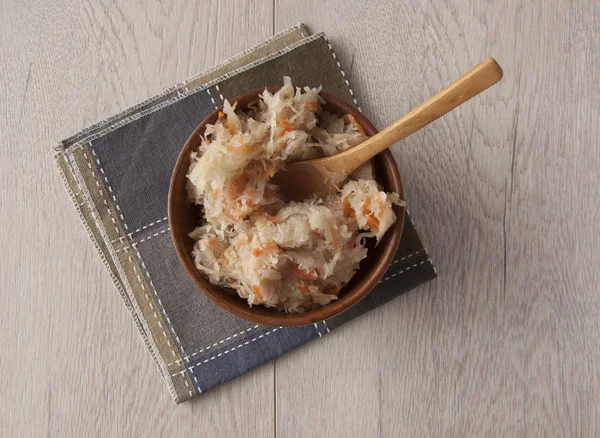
left=55, top=24, right=436, bottom=403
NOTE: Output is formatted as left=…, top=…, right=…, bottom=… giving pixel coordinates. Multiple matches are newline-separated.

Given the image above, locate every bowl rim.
left=168, top=86, right=404, bottom=326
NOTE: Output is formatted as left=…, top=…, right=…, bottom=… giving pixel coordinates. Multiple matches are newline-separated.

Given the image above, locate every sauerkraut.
left=187, top=78, right=403, bottom=313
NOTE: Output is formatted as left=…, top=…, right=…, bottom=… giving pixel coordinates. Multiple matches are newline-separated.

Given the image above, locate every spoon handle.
left=321, top=57, right=503, bottom=174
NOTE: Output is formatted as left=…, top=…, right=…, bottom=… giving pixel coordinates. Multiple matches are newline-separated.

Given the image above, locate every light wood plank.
left=0, top=0, right=274, bottom=436
left=276, top=0, right=600, bottom=436
left=3, top=0, right=600, bottom=436
left=508, top=2, right=600, bottom=436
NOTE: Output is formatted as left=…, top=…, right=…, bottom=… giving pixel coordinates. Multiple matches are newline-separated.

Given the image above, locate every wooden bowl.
left=168, top=86, right=404, bottom=326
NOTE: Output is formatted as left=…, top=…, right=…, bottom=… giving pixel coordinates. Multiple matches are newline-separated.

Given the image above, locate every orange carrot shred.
left=343, top=198, right=355, bottom=217
left=291, top=263, right=318, bottom=280
left=264, top=214, right=282, bottom=223
left=218, top=111, right=225, bottom=119
left=252, top=285, right=263, bottom=300
left=252, top=241, right=278, bottom=257
left=257, top=210, right=282, bottom=223
left=226, top=119, right=236, bottom=135
left=308, top=101, right=320, bottom=111
left=367, top=215, right=380, bottom=231
left=276, top=120, right=293, bottom=137
left=344, top=113, right=366, bottom=135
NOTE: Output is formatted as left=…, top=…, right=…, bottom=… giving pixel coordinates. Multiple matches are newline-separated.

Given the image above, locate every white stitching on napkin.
left=405, top=209, right=438, bottom=277
left=167, top=255, right=435, bottom=377
left=83, top=151, right=121, bottom=237
left=192, top=375, right=201, bottom=394
left=215, top=84, right=225, bottom=103
left=314, top=251, right=427, bottom=337
left=115, top=227, right=170, bottom=253
left=324, top=38, right=361, bottom=112
left=91, top=148, right=129, bottom=231
left=170, top=327, right=282, bottom=377
left=182, top=378, right=194, bottom=398
left=166, top=324, right=260, bottom=367
left=111, top=217, right=169, bottom=243
left=378, top=258, right=433, bottom=283
left=64, top=151, right=187, bottom=400
left=390, top=249, right=424, bottom=266
left=127, top=252, right=179, bottom=360
left=90, top=145, right=191, bottom=375
left=165, top=250, right=427, bottom=367
left=206, top=88, right=218, bottom=110
left=313, top=323, right=322, bottom=337
left=135, top=252, right=189, bottom=356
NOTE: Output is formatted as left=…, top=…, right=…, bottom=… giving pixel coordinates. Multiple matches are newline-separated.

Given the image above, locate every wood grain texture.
left=2, top=0, right=600, bottom=436
left=0, top=0, right=274, bottom=436
left=276, top=0, right=600, bottom=437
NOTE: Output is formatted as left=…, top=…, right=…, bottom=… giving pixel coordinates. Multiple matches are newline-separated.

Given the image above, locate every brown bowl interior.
left=169, top=86, right=404, bottom=326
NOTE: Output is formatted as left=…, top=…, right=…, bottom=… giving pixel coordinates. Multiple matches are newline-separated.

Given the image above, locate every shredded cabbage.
left=187, top=78, right=404, bottom=313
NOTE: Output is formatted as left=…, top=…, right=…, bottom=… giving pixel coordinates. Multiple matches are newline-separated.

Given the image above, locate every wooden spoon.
left=272, top=57, right=503, bottom=201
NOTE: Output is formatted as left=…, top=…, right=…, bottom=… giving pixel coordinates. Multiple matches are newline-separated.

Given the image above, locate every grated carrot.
left=258, top=211, right=282, bottom=222
left=367, top=215, right=380, bottom=231
left=344, top=113, right=366, bottom=135
left=276, top=120, right=293, bottom=137
left=291, top=263, right=318, bottom=280
left=343, top=198, right=355, bottom=217
left=266, top=215, right=282, bottom=222
left=308, top=101, right=320, bottom=111
left=252, top=241, right=279, bottom=257
left=218, top=111, right=225, bottom=119
left=252, top=285, right=263, bottom=301
left=361, top=202, right=380, bottom=231
left=226, top=119, right=236, bottom=135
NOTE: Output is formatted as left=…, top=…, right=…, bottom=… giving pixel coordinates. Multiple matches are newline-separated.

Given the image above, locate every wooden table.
left=2, top=1, right=599, bottom=436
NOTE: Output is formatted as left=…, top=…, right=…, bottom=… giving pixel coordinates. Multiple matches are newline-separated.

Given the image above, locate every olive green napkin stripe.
left=55, top=154, right=184, bottom=402
left=81, top=145, right=196, bottom=395
left=57, top=24, right=309, bottom=151
left=64, top=145, right=194, bottom=401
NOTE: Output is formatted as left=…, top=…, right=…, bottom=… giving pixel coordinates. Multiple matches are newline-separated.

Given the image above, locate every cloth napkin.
left=55, top=24, right=437, bottom=404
